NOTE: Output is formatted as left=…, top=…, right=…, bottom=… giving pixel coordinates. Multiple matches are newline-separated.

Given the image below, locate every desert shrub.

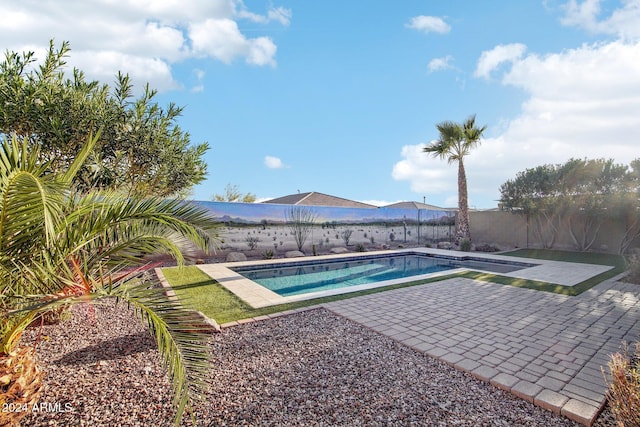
left=262, top=249, right=274, bottom=259
left=389, top=232, right=395, bottom=242
left=626, top=254, right=640, bottom=284
left=341, top=229, right=354, bottom=246
left=605, top=342, right=640, bottom=426
left=355, top=243, right=366, bottom=252
left=460, top=239, right=472, bottom=252
left=245, top=236, right=260, bottom=250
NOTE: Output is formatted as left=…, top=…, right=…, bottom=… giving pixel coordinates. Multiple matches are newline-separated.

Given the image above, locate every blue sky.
left=2, top=1, right=639, bottom=208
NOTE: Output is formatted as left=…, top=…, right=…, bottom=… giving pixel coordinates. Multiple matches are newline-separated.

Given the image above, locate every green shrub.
left=460, top=239, right=472, bottom=252
left=605, top=342, right=640, bottom=427
left=262, top=249, right=274, bottom=259
left=355, top=243, right=366, bottom=252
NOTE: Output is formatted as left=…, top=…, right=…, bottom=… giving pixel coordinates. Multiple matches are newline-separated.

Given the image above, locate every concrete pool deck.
left=197, top=248, right=613, bottom=308
left=323, top=273, right=639, bottom=426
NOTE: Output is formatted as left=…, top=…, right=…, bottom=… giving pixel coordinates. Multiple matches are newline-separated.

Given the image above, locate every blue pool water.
left=231, top=253, right=533, bottom=297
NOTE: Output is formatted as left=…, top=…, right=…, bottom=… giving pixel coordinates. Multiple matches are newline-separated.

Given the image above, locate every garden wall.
left=187, top=202, right=638, bottom=257
left=193, top=201, right=455, bottom=258
left=470, top=211, right=639, bottom=254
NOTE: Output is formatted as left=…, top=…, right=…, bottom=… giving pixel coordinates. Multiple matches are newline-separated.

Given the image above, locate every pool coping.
left=197, top=248, right=614, bottom=308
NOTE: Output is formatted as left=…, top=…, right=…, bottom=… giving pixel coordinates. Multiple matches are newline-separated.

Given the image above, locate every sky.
left=1, top=0, right=639, bottom=209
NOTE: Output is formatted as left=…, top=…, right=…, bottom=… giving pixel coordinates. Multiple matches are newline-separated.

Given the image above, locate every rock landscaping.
left=18, top=301, right=617, bottom=426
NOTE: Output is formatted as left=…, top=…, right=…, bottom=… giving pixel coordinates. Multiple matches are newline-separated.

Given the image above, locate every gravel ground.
left=18, top=300, right=616, bottom=427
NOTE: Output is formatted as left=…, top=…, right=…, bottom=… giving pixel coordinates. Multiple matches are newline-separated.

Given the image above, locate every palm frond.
left=461, top=114, right=486, bottom=152
left=60, top=193, right=219, bottom=263
left=0, top=137, right=64, bottom=251
left=424, top=120, right=465, bottom=164
left=4, top=264, right=212, bottom=426
left=60, top=131, right=102, bottom=186
left=111, top=281, right=212, bottom=424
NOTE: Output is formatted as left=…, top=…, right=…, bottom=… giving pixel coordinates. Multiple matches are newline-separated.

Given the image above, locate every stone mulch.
left=17, top=300, right=616, bottom=426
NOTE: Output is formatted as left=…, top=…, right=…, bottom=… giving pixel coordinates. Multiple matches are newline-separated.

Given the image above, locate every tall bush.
left=0, top=40, right=209, bottom=197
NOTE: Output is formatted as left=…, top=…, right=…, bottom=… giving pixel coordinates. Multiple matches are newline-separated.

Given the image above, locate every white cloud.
left=0, top=0, right=287, bottom=92
left=264, top=155, right=286, bottom=169
left=236, top=5, right=292, bottom=25
left=406, top=16, right=451, bottom=34
left=358, top=200, right=403, bottom=207
left=474, top=43, right=527, bottom=79
left=427, top=55, right=455, bottom=72
left=191, top=68, right=206, bottom=93
left=189, top=18, right=276, bottom=66
left=73, top=51, right=181, bottom=92
left=561, top=0, right=640, bottom=39
left=268, top=7, right=293, bottom=26
left=394, top=38, right=640, bottom=208
left=391, top=144, right=456, bottom=194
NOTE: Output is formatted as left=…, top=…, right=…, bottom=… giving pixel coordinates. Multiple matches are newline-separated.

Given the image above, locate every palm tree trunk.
left=456, top=159, right=471, bottom=245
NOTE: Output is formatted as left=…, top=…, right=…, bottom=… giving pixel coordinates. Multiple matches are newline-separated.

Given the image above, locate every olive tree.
left=0, top=40, right=209, bottom=198
left=500, top=158, right=637, bottom=252
left=213, top=183, right=257, bottom=203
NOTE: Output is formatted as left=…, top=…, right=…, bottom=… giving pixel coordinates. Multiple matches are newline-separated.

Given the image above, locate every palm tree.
left=423, top=115, right=486, bottom=245
left=0, top=133, right=219, bottom=426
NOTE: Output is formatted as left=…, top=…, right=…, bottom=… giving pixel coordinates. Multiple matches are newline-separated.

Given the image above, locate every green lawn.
left=161, top=249, right=628, bottom=323
left=501, top=248, right=627, bottom=295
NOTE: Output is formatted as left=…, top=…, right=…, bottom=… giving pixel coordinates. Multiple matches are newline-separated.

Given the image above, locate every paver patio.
left=323, top=274, right=640, bottom=426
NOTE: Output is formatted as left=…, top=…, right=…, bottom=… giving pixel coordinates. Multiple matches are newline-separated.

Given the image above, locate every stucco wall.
left=470, top=210, right=639, bottom=253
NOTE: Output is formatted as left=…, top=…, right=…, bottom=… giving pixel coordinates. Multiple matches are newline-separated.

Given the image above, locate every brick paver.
left=324, top=275, right=640, bottom=426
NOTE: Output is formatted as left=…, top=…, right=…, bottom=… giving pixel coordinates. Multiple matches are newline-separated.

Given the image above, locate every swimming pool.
left=230, top=252, right=535, bottom=297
